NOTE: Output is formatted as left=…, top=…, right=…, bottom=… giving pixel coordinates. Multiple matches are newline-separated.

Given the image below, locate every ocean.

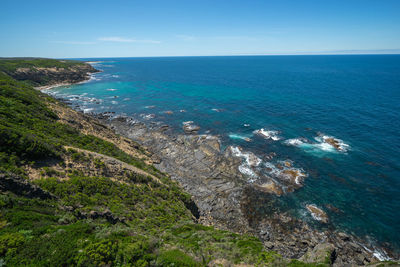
left=50, top=55, right=400, bottom=253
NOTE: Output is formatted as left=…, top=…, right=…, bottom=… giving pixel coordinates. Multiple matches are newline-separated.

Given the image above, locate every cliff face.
left=0, top=58, right=99, bottom=86
left=12, top=64, right=98, bottom=86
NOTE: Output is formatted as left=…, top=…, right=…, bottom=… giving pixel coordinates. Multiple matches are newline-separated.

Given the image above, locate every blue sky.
left=1, top=0, right=400, bottom=58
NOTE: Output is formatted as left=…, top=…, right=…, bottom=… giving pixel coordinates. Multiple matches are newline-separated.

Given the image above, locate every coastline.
left=36, top=82, right=76, bottom=91
left=39, top=64, right=398, bottom=265
left=35, top=71, right=99, bottom=91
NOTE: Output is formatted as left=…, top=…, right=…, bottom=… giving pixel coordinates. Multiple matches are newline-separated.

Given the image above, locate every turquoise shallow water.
left=51, top=55, right=400, bottom=253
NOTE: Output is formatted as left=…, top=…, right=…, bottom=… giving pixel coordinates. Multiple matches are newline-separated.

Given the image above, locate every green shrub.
left=0, top=232, right=25, bottom=256
left=157, top=249, right=200, bottom=267
left=115, top=240, right=155, bottom=266
left=76, top=239, right=118, bottom=266
left=256, top=251, right=283, bottom=266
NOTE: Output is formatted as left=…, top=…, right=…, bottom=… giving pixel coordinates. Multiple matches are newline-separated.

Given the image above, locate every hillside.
left=0, top=58, right=98, bottom=87
left=0, top=58, right=396, bottom=266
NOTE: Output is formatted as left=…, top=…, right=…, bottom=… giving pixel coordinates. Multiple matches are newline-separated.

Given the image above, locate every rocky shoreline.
left=77, top=112, right=395, bottom=266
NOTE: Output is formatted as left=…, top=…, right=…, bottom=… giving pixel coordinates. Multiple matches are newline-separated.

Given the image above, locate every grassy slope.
left=0, top=59, right=327, bottom=266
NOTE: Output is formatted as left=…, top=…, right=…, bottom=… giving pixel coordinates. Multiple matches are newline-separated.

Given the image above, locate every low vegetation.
left=0, top=58, right=84, bottom=72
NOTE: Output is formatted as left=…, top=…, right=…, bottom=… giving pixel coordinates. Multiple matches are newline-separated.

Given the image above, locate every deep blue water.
left=52, top=55, right=400, bottom=252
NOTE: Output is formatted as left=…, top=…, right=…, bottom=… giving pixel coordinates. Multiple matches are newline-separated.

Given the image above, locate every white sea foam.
left=230, top=146, right=262, bottom=182
left=263, top=161, right=307, bottom=185
left=285, top=134, right=349, bottom=154
left=306, top=204, right=326, bottom=222
left=86, top=61, right=104, bottom=64
left=182, top=121, right=194, bottom=126
left=123, top=98, right=130, bottom=101
left=68, top=94, right=80, bottom=98
left=211, top=108, right=222, bottom=112
left=230, top=146, right=261, bottom=167
left=126, top=117, right=139, bottom=125
left=83, top=108, right=94, bottom=114
left=106, top=88, right=117, bottom=91
left=243, top=124, right=250, bottom=127
left=315, top=134, right=350, bottom=152
left=112, top=75, right=119, bottom=78
left=145, top=105, right=156, bottom=109
left=228, top=134, right=252, bottom=142
left=253, top=129, right=281, bottom=141
left=88, top=74, right=101, bottom=82
left=358, top=243, right=391, bottom=261
left=111, top=101, right=118, bottom=105
left=317, top=143, right=336, bottom=152
left=141, top=114, right=155, bottom=120
left=372, top=249, right=391, bottom=261
left=284, top=138, right=305, bottom=146
left=238, top=165, right=258, bottom=182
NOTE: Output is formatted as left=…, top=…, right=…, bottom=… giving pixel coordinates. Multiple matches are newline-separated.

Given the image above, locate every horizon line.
left=2, top=52, right=400, bottom=60
left=66, top=51, right=400, bottom=59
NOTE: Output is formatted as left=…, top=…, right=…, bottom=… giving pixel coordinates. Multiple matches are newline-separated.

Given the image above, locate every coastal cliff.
left=0, top=58, right=99, bottom=87
left=0, top=58, right=397, bottom=266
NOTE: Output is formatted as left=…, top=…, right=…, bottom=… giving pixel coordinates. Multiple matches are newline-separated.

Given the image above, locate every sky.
left=1, top=0, right=400, bottom=58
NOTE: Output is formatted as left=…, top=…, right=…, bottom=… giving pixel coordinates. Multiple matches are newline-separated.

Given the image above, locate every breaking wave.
left=253, top=128, right=281, bottom=141
left=285, top=134, right=349, bottom=155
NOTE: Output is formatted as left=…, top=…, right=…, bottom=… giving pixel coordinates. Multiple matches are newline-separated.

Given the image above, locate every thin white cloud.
left=51, top=41, right=96, bottom=45
left=176, top=34, right=196, bottom=42
left=212, top=36, right=259, bottom=41
left=98, top=37, right=161, bottom=44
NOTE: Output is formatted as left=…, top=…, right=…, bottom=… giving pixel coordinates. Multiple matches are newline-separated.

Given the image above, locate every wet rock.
left=159, top=125, right=169, bottom=132
left=306, top=204, right=329, bottom=223
left=264, top=152, right=276, bottom=160
left=326, top=204, right=342, bottom=213
left=229, top=146, right=261, bottom=167
left=183, top=124, right=200, bottom=134
left=284, top=161, right=292, bottom=167
left=325, top=138, right=342, bottom=151
left=282, top=169, right=305, bottom=185
left=254, top=182, right=283, bottom=196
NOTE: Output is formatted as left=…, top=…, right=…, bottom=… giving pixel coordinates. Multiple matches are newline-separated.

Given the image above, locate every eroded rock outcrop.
left=0, top=171, right=55, bottom=200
